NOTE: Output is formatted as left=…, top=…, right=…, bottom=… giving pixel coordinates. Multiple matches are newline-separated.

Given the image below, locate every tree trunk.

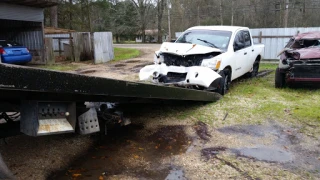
left=219, top=0, right=223, bottom=25
left=283, top=0, right=289, bottom=27
left=157, top=0, right=165, bottom=43
left=50, top=5, right=58, bottom=28
left=69, top=0, right=73, bottom=29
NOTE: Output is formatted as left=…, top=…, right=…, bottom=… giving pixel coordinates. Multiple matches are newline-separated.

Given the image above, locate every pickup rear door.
left=232, top=30, right=253, bottom=79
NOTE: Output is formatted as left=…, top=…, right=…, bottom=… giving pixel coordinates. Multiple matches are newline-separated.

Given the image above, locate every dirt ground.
left=68, top=44, right=159, bottom=81
left=0, top=44, right=320, bottom=180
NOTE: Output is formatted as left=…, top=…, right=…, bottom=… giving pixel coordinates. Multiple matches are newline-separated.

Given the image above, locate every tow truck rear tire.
left=275, top=68, right=286, bottom=88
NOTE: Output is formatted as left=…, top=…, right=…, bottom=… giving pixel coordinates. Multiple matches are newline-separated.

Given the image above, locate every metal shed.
left=0, top=0, right=57, bottom=63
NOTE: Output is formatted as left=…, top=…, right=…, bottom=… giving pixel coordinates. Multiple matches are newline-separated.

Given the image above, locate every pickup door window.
left=232, top=31, right=253, bottom=79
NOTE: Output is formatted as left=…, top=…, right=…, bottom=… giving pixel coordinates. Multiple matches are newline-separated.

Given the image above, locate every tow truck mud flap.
left=139, top=64, right=221, bottom=88
left=0, top=153, right=14, bottom=180
left=20, top=101, right=76, bottom=136
left=77, top=108, right=100, bottom=135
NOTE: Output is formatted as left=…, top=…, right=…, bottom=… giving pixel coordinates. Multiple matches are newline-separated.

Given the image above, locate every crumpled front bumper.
left=286, top=64, right=320, bottom=84
left=139, top=64, right=221, bottom=88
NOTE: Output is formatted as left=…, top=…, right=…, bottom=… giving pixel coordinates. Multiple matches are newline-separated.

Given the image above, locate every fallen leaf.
left=99, top=175, right=104, bottom=180
left=100, top=156, right=107, bottom=159
left=133, top=155, right=139, bottom=159
left=138, top=148, right=144, bottom=150
left=99, top=146, right=108, bottom=149
left=72, top=173, right=82, bottom=178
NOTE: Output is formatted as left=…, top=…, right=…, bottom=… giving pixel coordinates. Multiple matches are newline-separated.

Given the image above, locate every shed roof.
left=44, top=27, right=75, bottom=34
left=2, top=0, right=58, bottom=8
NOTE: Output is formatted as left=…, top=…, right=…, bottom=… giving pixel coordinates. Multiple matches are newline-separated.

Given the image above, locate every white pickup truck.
left=139, top=26, right=265, bottom=95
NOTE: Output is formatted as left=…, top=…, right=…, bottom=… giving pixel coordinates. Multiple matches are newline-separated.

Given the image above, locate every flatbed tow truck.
left=0, top=63, right=220, bottom=179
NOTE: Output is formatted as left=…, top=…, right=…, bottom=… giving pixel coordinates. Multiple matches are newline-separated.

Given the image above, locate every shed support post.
left=259, top=31, right=262, bottom=43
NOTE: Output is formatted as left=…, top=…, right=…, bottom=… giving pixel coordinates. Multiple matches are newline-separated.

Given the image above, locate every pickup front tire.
left=217, top=70, right=230, bottom=95
left=275, top=68, right=286, bottom=88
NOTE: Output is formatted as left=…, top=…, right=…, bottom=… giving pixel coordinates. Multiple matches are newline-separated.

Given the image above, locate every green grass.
left=259, top=62, right=278, bottom=71
left=170, top=63, right=320, bottom=135
left=36, top=64, right=80, bottom=71
left=112, top=47, right=140, bottom=62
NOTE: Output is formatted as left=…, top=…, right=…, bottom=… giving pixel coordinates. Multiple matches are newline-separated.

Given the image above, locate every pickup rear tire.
left=275, top=68, right=286, bottom=88
left=246, top=59, right=260, bottom=78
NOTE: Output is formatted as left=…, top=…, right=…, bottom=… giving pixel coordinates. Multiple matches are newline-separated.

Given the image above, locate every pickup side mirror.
left=170, top=39, right=176, bottom=43
left=234, top=42, right=245, bottom=51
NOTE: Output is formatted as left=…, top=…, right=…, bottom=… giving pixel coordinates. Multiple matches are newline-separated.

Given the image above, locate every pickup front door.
left=232, top=30, right=253, bottom=79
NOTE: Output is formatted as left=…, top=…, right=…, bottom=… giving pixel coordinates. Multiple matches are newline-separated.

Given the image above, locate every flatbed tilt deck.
left=0, top=63, right=220, bottom=178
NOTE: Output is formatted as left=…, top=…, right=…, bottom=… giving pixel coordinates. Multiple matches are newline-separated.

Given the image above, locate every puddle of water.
left=216, top=123, right=320, bottom=176
left=76, top=69, right=97, bottom=74
left=201, top=147, right=227, bottom=160
left=217, top=125, right=272, bottom=137
left=48, top=124, right=191, bottom=180
left=232, top=146, right=293, bottom=163
left=114, top=64, right=126, bottom=67
left=125, top=60, right=140, bottom=63
left=131, top=63, right=153, bottom=73
left=165, top=168, right=186, bottom=180
left=147, top=126, right=191, bottom=157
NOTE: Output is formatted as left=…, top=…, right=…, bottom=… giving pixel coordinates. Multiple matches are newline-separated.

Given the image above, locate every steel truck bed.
left=0, top=63, right=220, bottom=102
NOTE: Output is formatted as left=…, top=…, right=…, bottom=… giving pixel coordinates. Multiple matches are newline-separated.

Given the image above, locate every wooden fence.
left=45, top=32, right=114, bottom=64
left=93, top=32, right=114, bottom=64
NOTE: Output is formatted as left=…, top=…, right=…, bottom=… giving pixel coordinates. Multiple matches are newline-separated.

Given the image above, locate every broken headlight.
left=154, top=52, right=165, bottom=64
left=201, top=58, right=221, bottom=69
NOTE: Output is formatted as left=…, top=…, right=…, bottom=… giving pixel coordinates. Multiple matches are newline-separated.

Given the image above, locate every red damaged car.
left=275, top=31, right=320, bottom=88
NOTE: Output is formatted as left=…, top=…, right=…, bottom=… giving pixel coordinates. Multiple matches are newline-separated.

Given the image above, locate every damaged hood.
left=294, top=31, right=320, bottom=40
left=159, top=42, right=222, bottom=56
left=287, top=47, right=320, bottom=59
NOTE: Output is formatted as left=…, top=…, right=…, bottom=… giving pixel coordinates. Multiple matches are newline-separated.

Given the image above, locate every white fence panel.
left=94, top=32, right=114, bottom=64
left=176, top=27, right=320, bottom=60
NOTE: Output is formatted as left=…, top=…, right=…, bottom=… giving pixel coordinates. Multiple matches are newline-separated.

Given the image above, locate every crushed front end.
left=284, top=58, right=320, bottom=84
left=280, top=49, right=320, bottom=85
left=139, top=43, right=223, bottom=89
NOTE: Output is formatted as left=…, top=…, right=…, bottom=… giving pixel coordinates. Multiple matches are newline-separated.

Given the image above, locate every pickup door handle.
left=244, top=52, right=247, bottom=55
left=252, top=49, right=254, bottom=52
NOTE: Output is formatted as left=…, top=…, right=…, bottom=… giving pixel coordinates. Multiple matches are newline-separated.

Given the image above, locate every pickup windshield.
left=176, top=30, right=232, bottom=51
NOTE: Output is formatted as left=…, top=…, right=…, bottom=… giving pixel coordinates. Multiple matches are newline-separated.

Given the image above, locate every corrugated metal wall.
left=45, top=34, right=70, bottom=51
left=251, top=27, right=320, bottom=60
left=0, top=19, right=44, bottom=60
left=0, top=3, right=43, bottom=22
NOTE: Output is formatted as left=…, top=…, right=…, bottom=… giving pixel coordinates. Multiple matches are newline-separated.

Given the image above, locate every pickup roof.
left=139, top=26, right=265, bottom=95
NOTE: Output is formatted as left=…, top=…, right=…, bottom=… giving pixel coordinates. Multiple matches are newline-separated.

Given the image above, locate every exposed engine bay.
left=139, top=42, right=223, bottom=89
left=162, top=52, right=221, bottom=67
